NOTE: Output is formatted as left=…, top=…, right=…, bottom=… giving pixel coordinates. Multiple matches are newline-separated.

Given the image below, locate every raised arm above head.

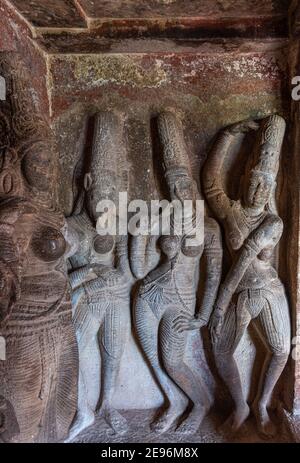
left=202, top=120, right=259, bottom=220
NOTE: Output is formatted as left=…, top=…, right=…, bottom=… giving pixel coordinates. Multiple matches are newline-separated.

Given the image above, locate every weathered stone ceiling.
left=8, top=0, right=86, bottom=27
left=0, top=0, right=291, bottom=121
left=8, top=0, right=290, bottom=24
left=77, top=0, right=289, bottom=19
left=4, top=0, right=291, bottom=42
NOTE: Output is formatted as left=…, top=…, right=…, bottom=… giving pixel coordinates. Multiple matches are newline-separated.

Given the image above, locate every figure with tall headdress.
left=66, top=111, right=133, bottom=441
left=0, top=56, right=78, bottom=442
left=132, top=111, right=223, bottom=434
left=203, top=115, right=290, bottom=437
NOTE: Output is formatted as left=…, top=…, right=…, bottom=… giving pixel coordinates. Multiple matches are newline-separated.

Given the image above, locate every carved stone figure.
left=66, top=111, right=133, bottom=441
left=203, top=115, right=290, bottom=438
left=0, top=57, right=78, bottom=443
left=132, top=112, right=223, bottom=434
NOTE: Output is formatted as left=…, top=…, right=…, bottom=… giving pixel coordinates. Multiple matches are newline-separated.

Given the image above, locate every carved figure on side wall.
left=0, top=56, right=78, bottom=443
left=66, top=111, right=134, bottom=441
left=203, top=115, right=290, bottom=438
left=132, top=112, right=223, bottom=435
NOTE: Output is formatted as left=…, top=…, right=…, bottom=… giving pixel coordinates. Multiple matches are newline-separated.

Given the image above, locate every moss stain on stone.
left=66, top=55, right=168, bottom=89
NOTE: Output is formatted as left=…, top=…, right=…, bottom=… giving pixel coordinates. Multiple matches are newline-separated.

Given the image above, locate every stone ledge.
left=3, top=0, right=291, bottom=41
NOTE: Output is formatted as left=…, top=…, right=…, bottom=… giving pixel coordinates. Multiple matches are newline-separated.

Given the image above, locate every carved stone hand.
left=209, top=306, right=225, bottom=344
left=71, top=286, right=85, bottom=309
left=172, top=311, right=207, bottom=333
left=228, top=120, right=259, bottom=135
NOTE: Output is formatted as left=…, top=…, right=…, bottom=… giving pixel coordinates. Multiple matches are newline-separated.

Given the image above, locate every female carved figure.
left=203, top=115, right=290, bottom=437
left=0, top=185, right=78, bottom=443
left=0, top=58, right=78, bottom=442
left=66, top=112, right=133, bottom=441
left=132, top=112, right=222, bottom=434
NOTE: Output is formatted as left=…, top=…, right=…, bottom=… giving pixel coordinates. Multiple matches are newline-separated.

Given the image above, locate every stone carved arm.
left=198, top=217, right=223, bottom=324
left=71, top=236, right=133, bottom=310
left=203, top=120, right=259, bottom=220
left=69, top=266, right=93, bottom=290
left=215, top=214, right=283, bottom=312
left=116, top=234, right=134, bottom=280
left=0, top=198, right=36, bottom=325
left=0, top=229, right=20, bottom=326
left=130, top=234, right=159, bottom=280
left=172, top=217, right=222, bottom=333
left=81, top=277, right=107, bottom=295
left=70, top=273, right=108, bottom=311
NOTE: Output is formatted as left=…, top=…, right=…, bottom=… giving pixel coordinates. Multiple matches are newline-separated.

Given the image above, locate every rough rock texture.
left=70, top=409, right=294, bottom=443
left=0, top=0, right=300, bottom=443
left=9, top=0, right=86, bottom=28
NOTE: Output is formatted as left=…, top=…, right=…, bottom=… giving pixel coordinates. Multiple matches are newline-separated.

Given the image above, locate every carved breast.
left=30, top=226, right=66, bottom=262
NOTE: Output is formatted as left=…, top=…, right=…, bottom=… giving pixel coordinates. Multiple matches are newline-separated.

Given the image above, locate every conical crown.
left=253, top=114, right=286, bottom=178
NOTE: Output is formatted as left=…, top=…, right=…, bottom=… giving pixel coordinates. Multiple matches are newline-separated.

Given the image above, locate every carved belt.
left=237, top=285, right=285, bottom=319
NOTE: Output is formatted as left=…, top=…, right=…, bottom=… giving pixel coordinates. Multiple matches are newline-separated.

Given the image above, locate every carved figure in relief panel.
left=203, top=115, right=290, bottom=438
left=131, top=112, right=223, bottom=435
left=66, top=112, right=133, bottom=441
left=0, top=57, right=78, bottom=443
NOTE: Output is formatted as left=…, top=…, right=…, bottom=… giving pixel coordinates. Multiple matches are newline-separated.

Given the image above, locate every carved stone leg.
left=1, top=325, right=72, bottom=443
left=252, top=296, right=291, bottom=438
left=134, top=298, right=187, bottom=434
left=98, top=301, right=130, bottom=435
left=159, top=308, right=210, bottom=435
left=0, top=334, right=43, bottom=442
left=55, top=322, right=78, bottom=442
left=66, top=308, right=103, bottom=442
left=213, top=304, right=252, bottom=433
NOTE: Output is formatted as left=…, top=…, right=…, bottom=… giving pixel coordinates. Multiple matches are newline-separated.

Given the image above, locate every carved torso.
left=224, top=200, right=282, bottom=292
left=1, top=206, right=70, bottom=335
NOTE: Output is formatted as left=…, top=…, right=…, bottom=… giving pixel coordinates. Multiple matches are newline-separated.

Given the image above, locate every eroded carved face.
left=245, top=171, right=273, bottom=211
left=173, top=176, right=194, bottom=202
left=159, top=235, right=181, bottom=259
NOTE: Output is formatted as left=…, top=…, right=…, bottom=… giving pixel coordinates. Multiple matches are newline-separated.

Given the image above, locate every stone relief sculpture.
left=0, top=57, right=78, bottom=443
left=0, top=52, right=290, bottom=444
left=203, top=115, right=290, bottom=438
left=132, top=111, right=223, bottom=434
left=66, top=111, right=134, bottom=441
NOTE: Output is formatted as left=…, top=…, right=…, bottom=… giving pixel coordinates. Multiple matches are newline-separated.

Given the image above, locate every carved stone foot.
left=176, top=404, right=207, bottom=435
left=65, top=410, right=95, bottom=442
left=100, top=407, right=129, bottom=435
left=151, top=403, right=186, bottom=434
left=221, top=403, right=250, bottom=435
left=252, top=403, right=277, bottom=439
